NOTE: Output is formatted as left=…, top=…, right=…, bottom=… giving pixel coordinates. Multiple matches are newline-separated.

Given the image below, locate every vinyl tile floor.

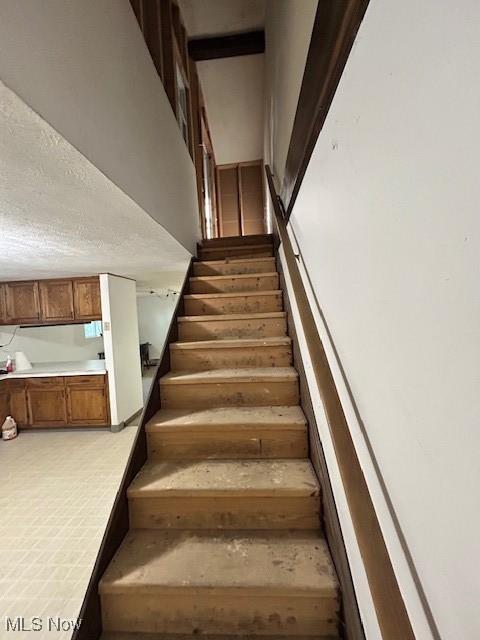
left=0, top=373, right=155, bottom=639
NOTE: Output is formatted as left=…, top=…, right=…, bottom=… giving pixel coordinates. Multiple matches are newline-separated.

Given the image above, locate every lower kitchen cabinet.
left=1, top=374, right=110, bottom=428
left=8, top=379, right=28, bottom=426
left=27, top=378, right=67, bottom=427
left=66, top=376, right=110, bottom=425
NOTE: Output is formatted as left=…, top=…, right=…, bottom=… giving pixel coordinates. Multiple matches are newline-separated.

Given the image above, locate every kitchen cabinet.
left=26, top=377, right=67, bottom=427
left=8, top=379, right=28, bottom=426
left=73, top=278, right=102, bottom=321
left=0, top=383, right=9, bottom=425
left=39, top=279, right=75, bottom=323
left=0, top=276, right=101, bottom=326
left=0, top=284, right=6, bottom=324
left=66, top=376, right=110, bottom=425
left=4, top=281, right=40, bottom=324
left=2, top=374, right=110, bottom=428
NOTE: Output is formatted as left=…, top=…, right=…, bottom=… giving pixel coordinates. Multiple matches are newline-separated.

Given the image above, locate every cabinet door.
left=66, top=376, right=109, bottom=425
left=8, top=380, right=28, bottom=426
left=27, top=379, right=67, bottom=426
left=0, top=284, right=7, bottom=325
left=0, top=382, right=9, bottom=424
left=73, top=278, right=101, bottom=320
left=4, top=281, right=40, bottom=324
left=39, top=280, right=75, bottom=322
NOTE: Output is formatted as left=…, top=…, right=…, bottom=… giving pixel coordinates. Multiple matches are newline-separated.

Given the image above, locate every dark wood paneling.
left=72, top=259, right=193, bottom=640
left=282, top=0, right=370, bottom=218
left=159, top=0, right=177, bottom=115
left=217, top=166, right=241, bottom=237
left=265, top=165, right=415, bottom=640
left=142, top=0, right=163, bottom=79
left=188, top=30, right=265, bottom=61
left=239, top=162, right=265, bottom=236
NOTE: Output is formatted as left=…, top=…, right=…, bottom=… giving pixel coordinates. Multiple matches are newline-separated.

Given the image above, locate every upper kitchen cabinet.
left=4, top=281, right=41, bottom=324
left=0, top=284, right=6, bottom=324
left=73, top=277, right=102, bottom=321
left=39, top=279, right=75, bottom=323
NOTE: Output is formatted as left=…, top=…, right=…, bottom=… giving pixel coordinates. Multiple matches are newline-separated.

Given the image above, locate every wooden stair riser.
left=189, top=273, right=279, bottom=294
left=147, top=428, right=308, bottom=460
left=170, top=341, right=292, bottom=371
left=178, top=313, right=287, bottom=341
left=193, top=257, right=277, bottom=277
left=184, top=291, right=283, bottom=315
left=200, top=234, right=273, bottom=249
left=160, top=379, right=299, bottom=409
left=128, top=495, right=320, bottom=530
left=198, top=245, right=274, bottom=261
left=101, top=593, right=338, bottom=637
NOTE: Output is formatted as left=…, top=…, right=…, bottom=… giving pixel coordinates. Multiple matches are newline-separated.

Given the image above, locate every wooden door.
left=73, top=277, right=102, bottom=320
left=217, top=166, right=241, bottom=237
left=66, top=376, right=109, bottom=425
left=27, top=378, right=67, bottom=427
left=8, top=380, right=28, bottom=426
left=217, top=161, right=265, bottom=237
left=4, top=281, right=40, bottom=324
left=239, top=163, right=265, bottom=235
left=39, top=279, right=75, bottom=323
left=0, top=284, right=6, bottom=324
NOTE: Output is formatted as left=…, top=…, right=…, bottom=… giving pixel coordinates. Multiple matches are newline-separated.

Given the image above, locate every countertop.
left=0, top=360, right=106, bottom=381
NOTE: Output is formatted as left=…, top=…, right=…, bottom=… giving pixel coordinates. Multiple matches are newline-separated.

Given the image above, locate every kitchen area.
left=0, top=274, right=143, bottom=431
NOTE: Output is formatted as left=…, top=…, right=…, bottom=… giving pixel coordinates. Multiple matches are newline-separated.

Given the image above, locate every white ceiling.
left=179, top=0, right=266, bottom=38
left=0, top=82, right=191, bottom=286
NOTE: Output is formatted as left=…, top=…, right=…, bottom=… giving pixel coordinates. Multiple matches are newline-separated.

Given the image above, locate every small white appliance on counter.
left=14, top=352, right=32, bottom=372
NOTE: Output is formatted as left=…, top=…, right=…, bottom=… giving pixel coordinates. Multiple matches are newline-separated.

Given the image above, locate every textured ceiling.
left=0, top=82, right=191, bottom=286
left=179, top=0, right=266, bottom=38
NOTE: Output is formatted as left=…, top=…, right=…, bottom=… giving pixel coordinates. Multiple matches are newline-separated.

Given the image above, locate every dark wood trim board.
left=282, top=0, right=370, bottom=218
left=188, top=30, right=265, bottom=61
left=72, top=259, right=194, bottom=640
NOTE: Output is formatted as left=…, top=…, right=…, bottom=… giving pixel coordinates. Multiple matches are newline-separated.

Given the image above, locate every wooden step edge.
left=160, top=368, right=299, bottom=385
left=127, top=486, right=320, bottom=499
left=170, top=337, right=292, bottom=350
left=200, top=234, right=273, bottom=246
left=190, top=272, right=279, bottom=282
left=178, top=311, right=287, bottom=323
left=101, top=634, right=339, bottom=640
left=195, top=256, right=276, bottom=266
left=184, top=290, right=282, bottom=300
left=99, top=582, right=337, bottom=598
left=146, top=420, right=307, bottom=433
left=199, top=243, right=274, bottom=253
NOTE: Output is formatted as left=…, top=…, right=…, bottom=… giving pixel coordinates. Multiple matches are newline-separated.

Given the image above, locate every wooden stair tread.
left=160, top=367, right=298, bottom=385
left=101, top=633, right=338, bottom=640
left=170, top=336, right=291, bottom=350
left=99, top=529, right=338, bottom=596
left=184, top=289, right=282, bottom=300
left=190, top=272, right=278, bottom=282
left=200, top=234, right=273, bottom=248
left=127, top=459, right=319, bottom=497
left=178, top=311, right=286, bottom=323
left=146, top=406, right=307, bottom=432
left=196, top=256, right=276, bottom=266
left=199, top=243, right=273, bottom=253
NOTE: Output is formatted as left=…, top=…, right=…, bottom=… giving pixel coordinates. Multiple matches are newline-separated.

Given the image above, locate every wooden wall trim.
left=265, top=165, right=416, bottom=640
left=276, top=253, right=365, bottom=640
left=282, top=0, right=370, bottom=218
left=188, top=30, right=265, bottom=61
left=72, top=259, right=193, bottom=640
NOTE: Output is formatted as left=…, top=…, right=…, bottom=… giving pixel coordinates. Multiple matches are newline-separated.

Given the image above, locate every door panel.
left=27, top=387, right=67, bottom=426
left=217, top=167, right=241, bottom=237
left=239, top=164, right=264, bottom=236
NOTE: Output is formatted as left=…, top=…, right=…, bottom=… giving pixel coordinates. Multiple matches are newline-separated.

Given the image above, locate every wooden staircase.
left=99, top=234, right=340, bottom=639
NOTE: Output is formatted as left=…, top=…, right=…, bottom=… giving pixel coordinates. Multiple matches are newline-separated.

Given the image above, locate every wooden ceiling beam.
left=188, top=30, right=265, bottom=61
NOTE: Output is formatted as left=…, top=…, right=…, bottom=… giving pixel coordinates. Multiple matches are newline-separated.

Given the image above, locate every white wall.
left=286, top=1, right=480, bottom=638
left=0, top=0, right=200, bottom=253
left=101, top=274, right=143, bottom=427
left=198, top=54, right=264, bottom=164
left=0, top=325, right=103, bottom=364
left=137, top=294, right=179, bottom=361
left=263, top=0, right=317, bottom=184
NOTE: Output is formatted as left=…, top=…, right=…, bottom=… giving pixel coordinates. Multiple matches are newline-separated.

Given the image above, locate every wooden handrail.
left=265, top=165, right=415, bottom=640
